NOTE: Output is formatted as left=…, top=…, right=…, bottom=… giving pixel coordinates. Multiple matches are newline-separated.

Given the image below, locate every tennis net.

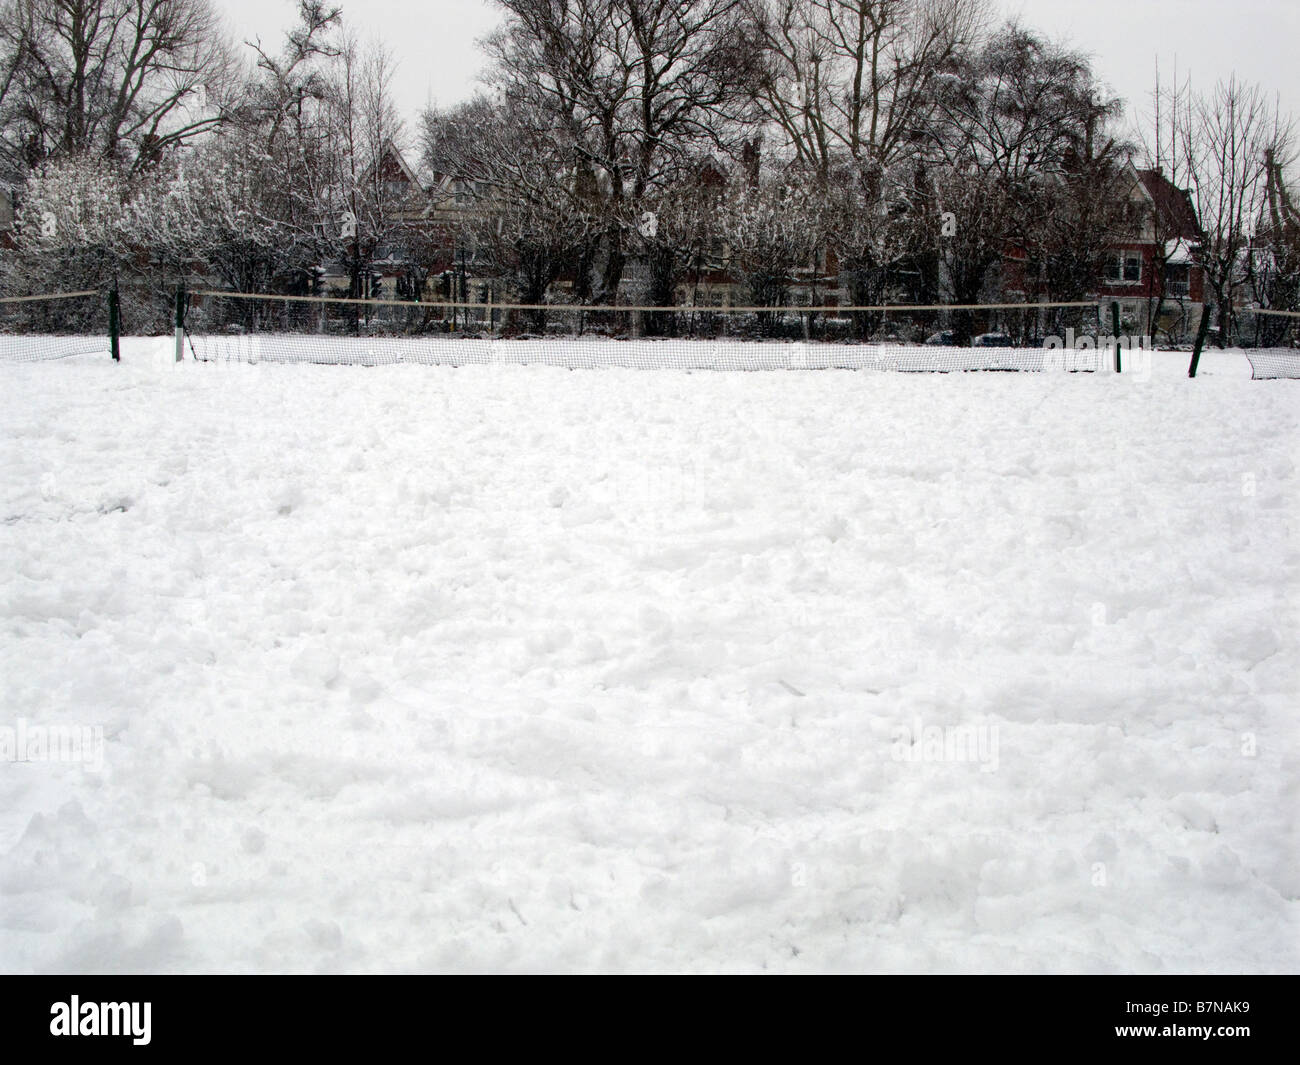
left=184, top=292, right=1119, bottom=373
left=1236, top=308, right=1300, bottom=379
left=0, top=291, right=109, bottom=362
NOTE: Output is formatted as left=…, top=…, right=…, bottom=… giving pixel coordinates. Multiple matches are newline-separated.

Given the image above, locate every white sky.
left=216, top=0, right=1300, bottom=151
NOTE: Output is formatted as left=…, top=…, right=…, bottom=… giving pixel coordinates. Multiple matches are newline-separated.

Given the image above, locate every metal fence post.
left=108, top=284, right=121, bottom=363
left=1188, top=304, right=1213, bottom=378
left=174, top=283, right=186, bottom=362
left=1111, top=301, right=1122, bottom=374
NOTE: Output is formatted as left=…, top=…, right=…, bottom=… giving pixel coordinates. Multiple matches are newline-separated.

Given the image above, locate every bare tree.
left=0, top=0, right=238, bottom=176
left=326, top=34, right=409, bottom=301
left=422, top=95, right=602, bottom=325
left=226, top=3, right=415, bottom=304
left=1131, top=67, right=1202, bottom=343
left=748, top=0, right=987, bottom=174
left=736, top=1, right=986, bottom=334
left=1176, top=78, right=1291, bottom=344
left=716, top=170, right=820, bottom=319
left=1023, top=120, right=1131, bottom=322
left=236, top=1, right=344, bottom=280
left=157, top=132, right=313, bottom=294
left=1248, top=144, right=1300, bottom=328
left=633, top=169, right=727, bottom=317
left=925, top=22, right=1122, bottom=333
left=482, top=0, right=761, bottom=300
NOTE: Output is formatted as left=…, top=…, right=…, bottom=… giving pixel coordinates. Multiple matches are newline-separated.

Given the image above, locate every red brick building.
left=1098, top=165, right=1205, bottom=339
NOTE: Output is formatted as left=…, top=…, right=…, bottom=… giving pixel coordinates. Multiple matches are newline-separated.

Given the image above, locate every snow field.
left=0, top=340, right=1296, bottom=972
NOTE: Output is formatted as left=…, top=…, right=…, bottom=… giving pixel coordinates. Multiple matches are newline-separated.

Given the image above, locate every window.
left=1104, top=253, right=1142, bottom=284
left=1123, top=202, right=1148, bottom=231
left=1165, top=263, right=1190, bottom=297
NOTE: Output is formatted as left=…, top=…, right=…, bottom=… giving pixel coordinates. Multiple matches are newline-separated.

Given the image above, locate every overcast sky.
left=217, top=0, right=1299, bottom=150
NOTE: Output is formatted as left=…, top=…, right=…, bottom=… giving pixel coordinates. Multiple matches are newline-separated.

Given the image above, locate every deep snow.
left=1, top=340, right=1296, bottom=973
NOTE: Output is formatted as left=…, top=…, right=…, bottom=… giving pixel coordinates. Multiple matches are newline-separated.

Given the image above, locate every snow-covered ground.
left=1, top=339, right=1296, bottom=973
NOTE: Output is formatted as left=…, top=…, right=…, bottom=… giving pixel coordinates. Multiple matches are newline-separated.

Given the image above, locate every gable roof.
left=1136, top=168, right=1202, bottom=240
left=373, top=142, right=423, bottom=188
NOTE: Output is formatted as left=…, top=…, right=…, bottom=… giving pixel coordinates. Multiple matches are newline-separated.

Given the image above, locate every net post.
left=1111, top=301, right=1122, bottom=373
left=108, top=283, right=121, bottom=363
left=1188, top=304, right=1213, bottom=378
left=174, top=282, right=186, bottom=362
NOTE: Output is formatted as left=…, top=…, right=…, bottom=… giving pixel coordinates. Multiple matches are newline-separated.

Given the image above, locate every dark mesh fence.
left=1235, top=309, right=1300, bottom=379
left=3, top=283, right=1295, bottom=380
left=116, top=282, right=185, bottom=338
left=0, top=291, right=108, bottom=362
left=185, top=292, right=1113, bottom=372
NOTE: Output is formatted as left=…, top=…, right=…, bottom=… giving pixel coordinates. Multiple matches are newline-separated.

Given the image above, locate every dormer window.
left=1124, top=202, right=1147, bottom=228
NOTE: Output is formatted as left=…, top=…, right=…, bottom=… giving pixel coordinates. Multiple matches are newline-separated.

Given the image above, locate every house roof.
left=1136, top=168, right=1202, bottom=241
left=374, top=142, right=424, bottom=189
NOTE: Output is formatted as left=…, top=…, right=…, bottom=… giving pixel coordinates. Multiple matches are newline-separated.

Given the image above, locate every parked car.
left=924, top=330, right=959, bottom=346
left=973, top=332, right=1016, bottom=347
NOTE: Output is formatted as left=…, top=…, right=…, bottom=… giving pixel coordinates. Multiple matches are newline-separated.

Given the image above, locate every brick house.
left=322, top=143, right=478, bottom=302
left=1098, top=165, right=1206, bottom=340
left=1000, top=163, right=1206, bottom=341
